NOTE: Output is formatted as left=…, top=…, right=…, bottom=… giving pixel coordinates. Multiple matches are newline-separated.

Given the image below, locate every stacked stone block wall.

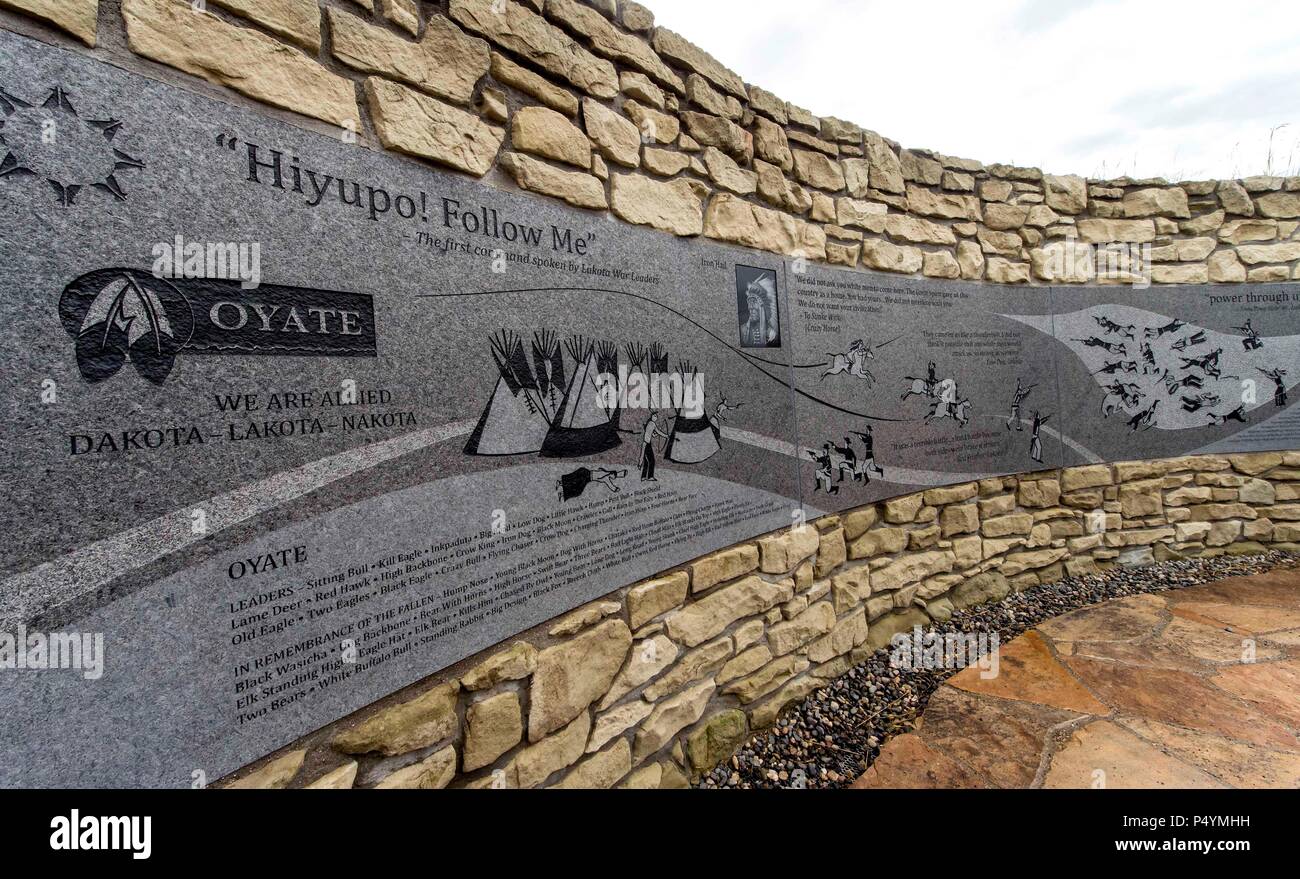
left=219, top=453, right=1300, bottom=789
left=3, top=0, right=1299, bottom=789
left=5, top=0, right=1298, bottom=284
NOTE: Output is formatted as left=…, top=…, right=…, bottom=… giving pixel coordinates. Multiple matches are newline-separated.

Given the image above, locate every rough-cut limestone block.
left=123, top=0, right=356, bottom=127
left=463, top=690, right=523, bottom=772
left=581, top=98, right=639, bottom=168
left=949, top=571, right=1011, bottom=611
left=718, top=645, right=772, bottom=685
left=828, top=563, right=867, bottom=610
left=609, top=173, right=704, bottom=236
left=627, top=572, right=689, bottom=630
left=1062, top=465, right=1114, bottom=491
left=907, top=186, right=981, bottom=221
left=634, top=680, right=715, bottom=762
left=1043, top=174, right=1087, bottom=213
left=982, top=513, right=1033, bottom=538
left=491, top=53, right=580, bottom=116
left=1185, top=503, right=1258, bottom=522
left=621, top=0, right=654, bottom=31
left=861, top=238, right=923, bottom=274
left=375, top=745, right=458, bottom=789
left=1076, top=218, right=1156, bottom=243
left=500, top=151, right=605, bottom=207
left=700, top=147, right=757, bottom=195
left=210, top=0, right=321, bottom=50
left=546, top=0, right=682, bottom=92
left=642, top=637, right=731, bottom=702
left=333, top=681, right=460, bottom=756
left=999, top=548, right=1068, bottom=577
left=806, top=608, right=868, bottom=663
left=508, top=712, right=590, bottom=788
left=551, top=738, right=632, bottom=789
left=842, top=507, right=879, bottom=540
left=329, top=10, right=487, bottom=105
left=690, top=544, right=760, bottom=593
left=510, top=105, right=591, bottom=169
left=863, top=133, right=904, bottom=194
left=304, top=761, right=359, bottom=790
left=813, top=528, right=847, bottom=579
left=681, top=111, right=753, bottom=164
left=749, top=676, right=823, bottom=728
left=704, top=193, right=826, bottom=259
left=449, top=0, right=617, bottom=98
left=686, top=709, right=747, bottom=772
left=924, top=483, right=977, bottom=506
left=849, top=526, right=907, bottom=560
left=367, top=78, right=504, bottom=176
left=548, top=601, right=620, bottom=637
left=462, top=641, right=538, bottom=691
left=758, top=525, right=820, bottom=574
left=864, top=607, right=929, bottom=651
left=651, top=28, right=746, bottom=98
left=623, top=99, right=679, bottom=145
left=598, top=634, right=677, bottom=708
left=588, top=700, right=654, bottom=755
left=792, top=149, right=846, bottom=192
left=723, top=655, right=809, bottom=704
left=767, top=601, right=835, bottom=656
left=1119, top=479, right=1164, bottom=518
left=665, top=575, right=791, bottom=648
left=1255, top=191, right=1300, bottom=218
left=1123, top=187, right=1190, bottom=218
left=888, top=214, right=957, bottom=245
left=529, top=619, right=631, bottom=741
left=940, top=504, right=980, bottom=538
left=872, top=551, right=955, bottom=592
left=224, top=750, right=305, bottom=789
left=1, top=0, right=98, bottom=45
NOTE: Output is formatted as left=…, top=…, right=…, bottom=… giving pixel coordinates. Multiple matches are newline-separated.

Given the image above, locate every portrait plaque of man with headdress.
left=736, top=266, right=781, bottom=349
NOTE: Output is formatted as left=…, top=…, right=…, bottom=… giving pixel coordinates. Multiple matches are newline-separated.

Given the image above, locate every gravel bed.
left=697, top=551, right=1300, bottom=790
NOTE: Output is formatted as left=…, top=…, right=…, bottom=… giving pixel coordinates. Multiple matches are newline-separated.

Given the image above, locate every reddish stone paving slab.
left=1211, top=659, right=1300, bottom=729
left=1042, top=721, right=1225, bottom=789
left=1037, top=594, right=1167, bottom=644
left=1157, top=617, right=1283, bottom=664
left=1173, top=570, right=1300, bottom=610
left=1064, top=656, right=1300, bottom=751
left=854, top=568, right=1300, bottom=789
left=947, top=631, right=1109, bottom=715
left=1063, top=638, right=1208, bottom=674
left=914, top=686, right=1080, bottom=788
left=1173, top=601, right=1300, bottom=635
left=850, top=733, right=989, bottom=789
left=1121, top=717, right=1300, bottom=789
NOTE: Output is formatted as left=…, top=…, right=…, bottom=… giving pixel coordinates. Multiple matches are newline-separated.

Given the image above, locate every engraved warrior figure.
left=1029, top=411, right=1050, bottom=463
left=1234, top=319, right=1264, bottom=351
left=1007, top=378, right=1035, bottom=431
left=808, top=444, right=840, bottom=495
left=640, top=413, right=668, bottom=482
left=1259, top=367, right=1289, bottom=408
left=852, top=426, right=886, bottom=482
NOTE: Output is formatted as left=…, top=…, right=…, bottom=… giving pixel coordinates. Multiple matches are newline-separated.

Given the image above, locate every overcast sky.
left=647, top=0, right=1300, bottom=181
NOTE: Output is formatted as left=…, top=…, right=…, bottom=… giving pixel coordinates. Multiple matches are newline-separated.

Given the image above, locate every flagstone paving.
left=853, top=569, right=1300, bottom=789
